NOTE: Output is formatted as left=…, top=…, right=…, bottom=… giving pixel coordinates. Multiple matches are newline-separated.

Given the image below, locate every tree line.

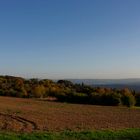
left=0, top=75, right=140, bottom=107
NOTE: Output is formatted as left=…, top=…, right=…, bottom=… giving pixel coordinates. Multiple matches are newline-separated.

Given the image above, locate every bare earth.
left=0, top=96, right=140, bottom=132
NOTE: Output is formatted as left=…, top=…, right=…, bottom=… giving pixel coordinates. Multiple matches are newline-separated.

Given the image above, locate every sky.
left=0, top=0, right=140, bottom=79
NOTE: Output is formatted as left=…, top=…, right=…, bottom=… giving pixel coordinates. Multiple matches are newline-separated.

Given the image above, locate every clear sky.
left=0, top=0, right=140, bottom=79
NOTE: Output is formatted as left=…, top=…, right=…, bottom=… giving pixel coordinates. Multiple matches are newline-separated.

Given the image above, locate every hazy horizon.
left=0, top=0, right=140, bottom=79
left=2, top=74, right=140, bottom=81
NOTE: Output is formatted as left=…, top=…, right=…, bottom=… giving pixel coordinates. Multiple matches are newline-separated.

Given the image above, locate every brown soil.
left=0, top=96, right=139, bottom=132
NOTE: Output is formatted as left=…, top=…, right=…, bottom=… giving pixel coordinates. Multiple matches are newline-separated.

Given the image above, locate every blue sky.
left=0, top=0, right=140, bottom=79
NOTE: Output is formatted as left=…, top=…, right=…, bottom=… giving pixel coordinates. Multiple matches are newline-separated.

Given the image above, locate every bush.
left=0, top=89, right=5, bottom=96
left=135, top=93, right=140, bottom=106
left=89, top=93, right=102, bottom=105
left=89, top=92, right=121, bottom=106
left=55, top=91, right=88, bottom=104
left=54, top=92, right=67, bottom=102
left=67, top=92, right=88, bottom=104
left=101, top=93, right=122, bottom=106
left=32, top=85, right=46, bottom=98
left=121, top=89, right=136, bottom=107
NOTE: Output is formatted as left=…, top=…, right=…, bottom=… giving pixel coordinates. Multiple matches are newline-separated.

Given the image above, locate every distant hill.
left=67, top=79, right=140, bottom=92
left=67, top=79, right=140, bottom=85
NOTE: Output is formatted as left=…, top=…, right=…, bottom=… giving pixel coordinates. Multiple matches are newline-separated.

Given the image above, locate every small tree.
left=32, top=85, right=46, bottom=98
left=121, top=88, right=136, bottom=107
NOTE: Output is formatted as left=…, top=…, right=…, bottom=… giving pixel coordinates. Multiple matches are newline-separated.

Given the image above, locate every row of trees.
left=0, top=76, right=140, bottom=107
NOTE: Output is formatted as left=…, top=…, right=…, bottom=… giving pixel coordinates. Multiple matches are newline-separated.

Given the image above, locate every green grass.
left=0, top=129, right=140, bottom=140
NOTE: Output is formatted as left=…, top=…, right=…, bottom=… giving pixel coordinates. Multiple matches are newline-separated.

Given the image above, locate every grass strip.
left=0, top=128, right=140, bottom=140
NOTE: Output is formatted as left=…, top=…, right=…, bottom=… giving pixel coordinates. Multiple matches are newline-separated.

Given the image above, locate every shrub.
left=67, top=92, right=88, bottom=104
left=55, top=91, right=88, bottom=104
left=101, top=93, right=122, bottom=106
left=89, top=92, right=121, bottom=106
left=0, top=89, right=5, bottom=96
left=121, top=89, right=136, bottom=107
left=55, top=92, right=67, bottom=101
left=32, top=85, right=46, bottom=98
left=89, top=93, right=102, bottom=105
left=135, top=93, right=140, bottom=106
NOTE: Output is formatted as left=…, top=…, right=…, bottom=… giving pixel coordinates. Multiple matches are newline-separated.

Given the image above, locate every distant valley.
left=67, top=79, right=140, bottom=92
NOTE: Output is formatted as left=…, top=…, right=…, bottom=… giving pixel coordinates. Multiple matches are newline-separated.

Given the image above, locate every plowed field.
left=0, top=97, right=139, bottom=132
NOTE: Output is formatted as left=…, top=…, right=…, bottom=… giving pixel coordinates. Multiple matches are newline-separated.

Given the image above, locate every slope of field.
left=0, top=97, right=139, bottom=132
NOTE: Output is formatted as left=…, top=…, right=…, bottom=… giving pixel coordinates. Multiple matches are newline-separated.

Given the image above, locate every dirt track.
left=0, top=113, right=38, bottom=132
left=0, top=97, right=140, bottom=132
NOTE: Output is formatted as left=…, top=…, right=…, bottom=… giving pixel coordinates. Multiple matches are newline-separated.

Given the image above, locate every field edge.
left=0, top=128, right=140, bottom=140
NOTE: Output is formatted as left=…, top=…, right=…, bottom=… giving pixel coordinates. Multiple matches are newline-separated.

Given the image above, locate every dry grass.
left=0, top=96, right=139, bottom=132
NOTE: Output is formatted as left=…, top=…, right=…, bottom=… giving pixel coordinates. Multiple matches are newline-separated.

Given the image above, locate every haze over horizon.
left=0, top=0, right=140, bottom=79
